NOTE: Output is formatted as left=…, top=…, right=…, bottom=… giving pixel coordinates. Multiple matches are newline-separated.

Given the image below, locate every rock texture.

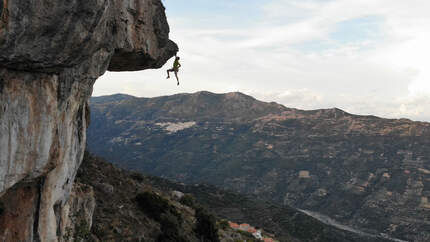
left=77, top=152, right=229, bottom=242
left=87, top=92, right=430, bottom=242
left=61, top=183, right=96, bottom=242
left=0, top=0, right=177, bottom=241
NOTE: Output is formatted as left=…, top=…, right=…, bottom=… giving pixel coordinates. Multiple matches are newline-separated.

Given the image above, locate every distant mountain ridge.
left=91, top=91, right=430, bottom=135
left=87, top=91, right=430, bottom=242
left=91, top=91, right=289, bottom=122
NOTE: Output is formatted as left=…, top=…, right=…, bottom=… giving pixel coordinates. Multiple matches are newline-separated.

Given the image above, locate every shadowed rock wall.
left=0, top=0, right=177, bottom=241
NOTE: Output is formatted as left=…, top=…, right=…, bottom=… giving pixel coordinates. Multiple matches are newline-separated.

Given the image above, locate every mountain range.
left=87, top=91, right=430, bottom=242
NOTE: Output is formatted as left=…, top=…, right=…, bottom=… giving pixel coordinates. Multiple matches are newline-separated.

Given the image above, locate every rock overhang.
left=0, top=0, right=178, bottom=74
left=0, top=0, right=177, bottom=241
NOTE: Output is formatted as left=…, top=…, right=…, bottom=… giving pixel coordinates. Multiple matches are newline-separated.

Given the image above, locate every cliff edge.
left=0, top=0, right=177, bottom=241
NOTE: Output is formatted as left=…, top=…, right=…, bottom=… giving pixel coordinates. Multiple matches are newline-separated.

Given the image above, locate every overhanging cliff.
left=0, top=0, right=177, bottom=241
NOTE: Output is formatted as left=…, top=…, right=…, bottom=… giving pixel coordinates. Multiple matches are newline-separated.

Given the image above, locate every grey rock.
left=0, top=0, right=177, bottom=241
left=97, top=182, right=114, bottom=194
left=0, top=0, right=177, bottom=73
left=171, top=190, right=185, bottom=200
left=61, top=183, right=96, bottom=242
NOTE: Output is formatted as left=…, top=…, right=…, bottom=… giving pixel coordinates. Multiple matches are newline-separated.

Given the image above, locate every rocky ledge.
left=0, top=1, right=177, bottom=241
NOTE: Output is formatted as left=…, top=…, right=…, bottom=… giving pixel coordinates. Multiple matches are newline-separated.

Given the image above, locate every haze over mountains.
left=88, top=91, right=430, bottom=242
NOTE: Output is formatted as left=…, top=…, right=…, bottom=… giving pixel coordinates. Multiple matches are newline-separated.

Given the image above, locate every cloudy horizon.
left=93, top=0, right=430, bottom=122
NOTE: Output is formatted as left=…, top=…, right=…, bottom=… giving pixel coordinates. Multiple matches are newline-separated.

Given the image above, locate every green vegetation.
left=236, top=230, right=258, bottom=242
left=135, top=190, right=220, bottom=242
left=157, top=213, right=187, bottom=242
left=63, top=220, right=94, bottom=242
left=74, top=220, right=94, bottom=242
left=218, top=219, right=229, bottom=230
left=179, top=194, right=196, bottom=208
left=195, top=207, right=220, bottom=242
left=135, top=191, right=187, bottom=241
left=136, top=191, right=180, bottom=222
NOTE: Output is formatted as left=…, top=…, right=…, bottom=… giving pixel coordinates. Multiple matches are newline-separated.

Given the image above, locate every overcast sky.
left=94, top=0, right=430, bottom=121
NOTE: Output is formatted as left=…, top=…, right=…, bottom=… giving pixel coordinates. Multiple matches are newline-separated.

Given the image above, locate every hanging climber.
left=166, top=56, right=181, bottom=85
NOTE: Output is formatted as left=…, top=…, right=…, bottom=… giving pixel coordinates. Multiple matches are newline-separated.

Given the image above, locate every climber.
left=166, top=56, right=181, bottom=85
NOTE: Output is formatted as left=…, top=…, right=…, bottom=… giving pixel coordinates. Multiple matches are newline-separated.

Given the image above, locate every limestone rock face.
left=0, top=0, right=177, bottom=72
left=0, top=0, right=177, bottom=241
left=61, top=183, right=96, bottom=242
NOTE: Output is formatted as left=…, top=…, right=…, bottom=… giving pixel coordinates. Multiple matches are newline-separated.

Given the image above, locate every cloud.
left=248, top=89, right=430, bottom=121
left=95, top=0, right=430, bottom=122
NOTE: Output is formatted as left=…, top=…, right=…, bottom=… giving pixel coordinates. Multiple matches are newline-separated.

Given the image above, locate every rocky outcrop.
left=0, top=0, right=177, bottom=241
left=61, top=183, right=96, bottom=242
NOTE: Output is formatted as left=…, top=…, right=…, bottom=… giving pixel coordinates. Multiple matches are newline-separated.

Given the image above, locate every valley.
left=88, top=91, right=430, bottom=241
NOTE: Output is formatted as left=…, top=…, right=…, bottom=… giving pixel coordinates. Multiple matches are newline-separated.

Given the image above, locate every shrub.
left=195, top=207, right=220, bottom=242
left=179, top=194, right=196, bottom=208
left=74, top=220, right=94, bottom=242
left=136, top=192, right=187, bottom=242
left=91, top=224, right=106, bottom=238
left=157, top=213, right=187, bottom=242
left=218, top=219, right=229, bottom=230
left=130, top=172, right=144, bottom=182
left=136, top=192, right=171, bottom=221
left=136, top=191, right=183, bottom=224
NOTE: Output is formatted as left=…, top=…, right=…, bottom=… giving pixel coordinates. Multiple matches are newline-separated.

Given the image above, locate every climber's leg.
left=174, top=70, right=179, bottom=85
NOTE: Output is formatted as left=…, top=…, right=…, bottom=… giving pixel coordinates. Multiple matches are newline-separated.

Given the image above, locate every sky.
left=94, top=0, right=430, bottom=121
